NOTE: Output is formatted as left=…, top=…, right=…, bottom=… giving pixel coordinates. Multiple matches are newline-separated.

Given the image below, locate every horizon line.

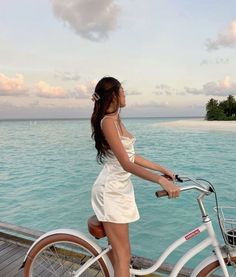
left=0, top=116, right=205, bottom=121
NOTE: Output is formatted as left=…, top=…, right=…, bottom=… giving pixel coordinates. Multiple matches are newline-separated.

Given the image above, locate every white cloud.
left=51, top=0, right=121, bottom=41
left=153, top=84, right=174, bottom=95
left=54, top=71, right=80, bottom=81
left=155, top=84, right=170, bottom=90
left=126, top=90, right=142, bottom=96
left=200, top=57, right=229, bottom=66
left=0, top=73, right=28, bottom=96
left=206, top=21, right=236, bottom=50
left=185, top=76, right=236, bottom=96
left=69, top=80, right=96, bottom=99
left=129, top=101, right=169, bottom=109
left=35, top=81, right=68, bottom=98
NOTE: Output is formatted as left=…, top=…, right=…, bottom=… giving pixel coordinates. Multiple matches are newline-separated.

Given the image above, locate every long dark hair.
left=91, top=77, right=121, bottom=163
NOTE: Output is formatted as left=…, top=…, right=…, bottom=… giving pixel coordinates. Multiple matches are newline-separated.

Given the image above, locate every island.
left=206, top=95, right=236, bottom=121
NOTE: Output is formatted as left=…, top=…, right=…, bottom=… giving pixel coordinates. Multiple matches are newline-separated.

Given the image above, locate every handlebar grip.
left=155, top=190, right=168, bottom=198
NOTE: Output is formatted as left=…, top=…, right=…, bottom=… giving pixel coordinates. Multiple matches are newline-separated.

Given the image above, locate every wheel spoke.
left=33, top=257, right=61, bottom=277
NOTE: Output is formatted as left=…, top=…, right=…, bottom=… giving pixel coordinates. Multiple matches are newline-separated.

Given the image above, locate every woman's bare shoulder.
left=101, top=115, right=118, bottom=127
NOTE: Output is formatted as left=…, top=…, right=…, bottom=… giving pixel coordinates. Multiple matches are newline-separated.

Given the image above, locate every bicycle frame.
left=70, top=215, right=230, bottom=277
left=75, top=179, right=232, bottom=277
left=132, top=182, right=231, bottom=277
left=23, top=176, right=235, bottom=277
left=130, top=218, right=229, bottom=277
left=129, top=186, right=231, bottom=276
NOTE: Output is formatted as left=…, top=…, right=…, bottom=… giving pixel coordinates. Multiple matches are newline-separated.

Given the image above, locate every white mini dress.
left=91, top=117, right=140, bottom=223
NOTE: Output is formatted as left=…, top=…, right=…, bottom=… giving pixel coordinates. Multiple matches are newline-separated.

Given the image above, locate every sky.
left=0, top=0, right=236, bottom=119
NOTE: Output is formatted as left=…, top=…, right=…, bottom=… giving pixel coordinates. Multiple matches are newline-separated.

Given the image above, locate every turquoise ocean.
left=0, top=117, right=236, bottom=270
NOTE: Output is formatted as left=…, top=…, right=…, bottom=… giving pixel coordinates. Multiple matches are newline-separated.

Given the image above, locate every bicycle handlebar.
left=155, top=175, right=213, bottom=198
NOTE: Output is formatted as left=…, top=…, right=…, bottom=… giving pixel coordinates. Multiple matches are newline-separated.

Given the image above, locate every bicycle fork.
left=198, top=192, right=230, bottom=277
left=204, top=217, right=230, bottom=277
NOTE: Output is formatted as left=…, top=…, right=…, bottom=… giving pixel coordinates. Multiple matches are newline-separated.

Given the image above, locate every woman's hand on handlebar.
left=158, top=176, right=180, bottom=198
left=162, top=169, right=176, bottom=181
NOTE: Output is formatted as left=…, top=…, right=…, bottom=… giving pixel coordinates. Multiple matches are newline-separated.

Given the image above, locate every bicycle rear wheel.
left=24, top=234, right=110, bottom=277
left=196, top=255, right=236, bottom=276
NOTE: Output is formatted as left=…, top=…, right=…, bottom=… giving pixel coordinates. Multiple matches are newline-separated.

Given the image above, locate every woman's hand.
left=158, top=176, right=180, bottom=198
left=163, top=168, right=176, bottom=181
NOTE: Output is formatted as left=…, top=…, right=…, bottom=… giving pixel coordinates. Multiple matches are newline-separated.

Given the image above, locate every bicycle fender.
left=190, top=249, right=236, bottom=277
left=21, top=228, right=113, bottom=275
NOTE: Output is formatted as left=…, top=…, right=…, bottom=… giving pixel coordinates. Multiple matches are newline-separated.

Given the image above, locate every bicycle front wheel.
left=24, top=234, right=110, bottom=277
left=196, top=255, right=236, bottom=276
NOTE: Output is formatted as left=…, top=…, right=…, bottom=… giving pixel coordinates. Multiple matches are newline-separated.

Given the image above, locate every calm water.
left=0, top=117, right=236, bottom=269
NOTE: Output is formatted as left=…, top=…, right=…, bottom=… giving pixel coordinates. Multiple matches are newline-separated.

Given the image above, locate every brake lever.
left=175, top=175, right=183, bottom=182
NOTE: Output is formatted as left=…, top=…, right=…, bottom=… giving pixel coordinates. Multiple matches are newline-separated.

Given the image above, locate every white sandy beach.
left=158, top=118, right=236, bottom=132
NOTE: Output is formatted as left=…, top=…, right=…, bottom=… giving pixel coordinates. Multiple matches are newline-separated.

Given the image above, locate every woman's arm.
left=134, top=154, right=175, bottom=180
left=101, top=118, right=180, bottom=198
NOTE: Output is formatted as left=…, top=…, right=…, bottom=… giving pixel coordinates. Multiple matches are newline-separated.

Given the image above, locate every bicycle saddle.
left=87, top=215, right=106, bottom=239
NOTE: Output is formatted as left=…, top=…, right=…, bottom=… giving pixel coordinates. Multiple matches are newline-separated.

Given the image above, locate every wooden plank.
left=0, top=245, right=19, bottom=267
left=13, top=268, right=24, bottom=277
left=1, top=247, right=27, bottom=277
left=13, top=269, right=23, bottom=277
left=0, top=246, right=20, bottom=269
left=0, top=240, right=25, bottom=277
left=0, top=241, right=12, bottom=252
left=0, top=244, right=18, bottom=263
left=0, top=240, right=6, bottom=247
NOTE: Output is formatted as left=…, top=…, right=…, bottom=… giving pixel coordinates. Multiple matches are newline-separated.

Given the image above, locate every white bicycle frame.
left=130, top=177, right=234, bottom=277
left=70, top=217, right=231, bottom=277
left=130, top=219, right=229, bottom=277
left=23, top=176, right=235, bottom=277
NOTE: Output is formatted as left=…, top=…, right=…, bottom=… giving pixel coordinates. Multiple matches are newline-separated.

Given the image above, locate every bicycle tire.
left=23, top=233, right=110, bottom=277
left=196, top=255, right=236, bottom=276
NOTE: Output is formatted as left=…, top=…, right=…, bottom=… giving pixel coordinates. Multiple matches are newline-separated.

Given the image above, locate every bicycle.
left=21, top=175, right=236, bottom=277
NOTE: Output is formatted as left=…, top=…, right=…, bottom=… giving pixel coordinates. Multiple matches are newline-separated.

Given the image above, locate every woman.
left=91, top=76, right=180, bottom=277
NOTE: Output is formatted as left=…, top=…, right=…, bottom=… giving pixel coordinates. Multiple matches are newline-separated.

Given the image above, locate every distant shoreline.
left=158, top=118, right=236, bottom=131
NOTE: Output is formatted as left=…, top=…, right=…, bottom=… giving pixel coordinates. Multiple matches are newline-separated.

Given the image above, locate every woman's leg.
left=106, top=238, right=115, bottom=266
left=103, top=222, right=131, bottom=277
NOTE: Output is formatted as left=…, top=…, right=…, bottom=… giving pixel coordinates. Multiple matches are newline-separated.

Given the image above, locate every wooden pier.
left=0, top=221, right=44, bottom=277
left=0, top=221, right=194, bottom=277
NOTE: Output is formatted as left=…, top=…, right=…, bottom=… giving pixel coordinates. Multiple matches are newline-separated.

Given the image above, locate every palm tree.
left=219, top=95, right=236, bottom=117
left=226, top=95, right=236, bottom=117
left=206, top=98, right=218, bottom=112
left=206, top=98, right=225, bottom=120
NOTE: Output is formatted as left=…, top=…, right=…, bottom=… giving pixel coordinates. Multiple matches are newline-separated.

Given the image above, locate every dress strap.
left=100, top=115, right=112, bottom=128
left=100, top=116, right=121, bottom=136
left=114, top=121, right=121, bottom=136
